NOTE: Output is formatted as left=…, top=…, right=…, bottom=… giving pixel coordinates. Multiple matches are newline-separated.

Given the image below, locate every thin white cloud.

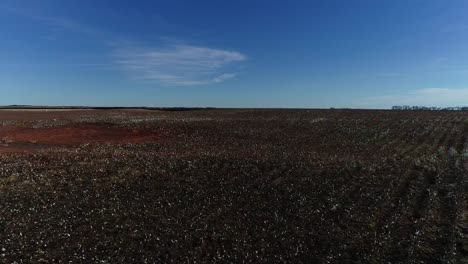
left=2, top=6, right=105, bottom=39
left=213, top=73, right=237, bottom=83
left=357, top=87, right=468, bottom=109
left=114, top=44, right=247, bottom=86
left=3, top=6, right=247, bottom=85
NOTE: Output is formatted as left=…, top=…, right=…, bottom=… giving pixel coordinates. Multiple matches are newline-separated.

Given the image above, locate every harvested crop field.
left=0, top=109, right=468, bottom=263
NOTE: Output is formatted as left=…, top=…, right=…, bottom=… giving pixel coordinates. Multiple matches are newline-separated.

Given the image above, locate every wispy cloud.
left=114, top=44, right=247, bottom=86
left=2, top=6, right=105, bottom=39
left=357, top=87, right=468, bottom=108
left=2, top=6, right=247, bottom=85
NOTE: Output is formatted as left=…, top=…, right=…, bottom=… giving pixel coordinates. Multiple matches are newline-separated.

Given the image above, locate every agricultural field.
left=0, top=109, right=467, bottom=263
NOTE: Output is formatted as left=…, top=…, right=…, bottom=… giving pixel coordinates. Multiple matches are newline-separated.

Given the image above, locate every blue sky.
left=2, top=0, right=468, bottom=108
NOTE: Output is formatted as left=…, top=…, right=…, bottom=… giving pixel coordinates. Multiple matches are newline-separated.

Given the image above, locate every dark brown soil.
left=0, top=109, right=467, bottom=263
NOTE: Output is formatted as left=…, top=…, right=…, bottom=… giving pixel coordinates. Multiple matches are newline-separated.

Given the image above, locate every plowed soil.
left=0, top=109, right=467, bottom=263
left=2, top=124, right=157, bottom=144
left=0, top=124, right=160, bottom=153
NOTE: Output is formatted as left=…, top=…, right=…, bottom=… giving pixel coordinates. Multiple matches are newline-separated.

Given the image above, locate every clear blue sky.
left=2, top=0, right=468, bottom=108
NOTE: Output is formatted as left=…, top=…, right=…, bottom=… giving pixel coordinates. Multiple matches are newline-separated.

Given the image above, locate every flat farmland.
left=0, top=109, right=467, bottom=263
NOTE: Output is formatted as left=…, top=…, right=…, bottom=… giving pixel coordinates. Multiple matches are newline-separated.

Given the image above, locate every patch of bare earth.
left=0, top=124, right=160, bottom=153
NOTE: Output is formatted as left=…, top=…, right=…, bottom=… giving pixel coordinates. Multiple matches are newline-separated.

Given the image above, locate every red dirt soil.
left=0, top=124, right=161, bottom=152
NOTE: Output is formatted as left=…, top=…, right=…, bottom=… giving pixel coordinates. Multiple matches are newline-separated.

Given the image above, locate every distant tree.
left=391, top=105, right=465, bottom=111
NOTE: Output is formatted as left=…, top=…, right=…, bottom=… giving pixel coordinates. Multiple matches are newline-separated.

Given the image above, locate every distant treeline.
left=392, top=105, right=468, bottom=111
left=0, top=106, right=216, bottom=112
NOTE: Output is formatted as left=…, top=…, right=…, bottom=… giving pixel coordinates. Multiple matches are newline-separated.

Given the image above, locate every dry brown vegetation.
left=0, top=109, right=467, bottom=263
